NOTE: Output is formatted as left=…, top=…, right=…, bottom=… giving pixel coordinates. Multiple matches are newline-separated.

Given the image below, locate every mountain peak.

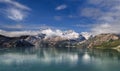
left=81, top=32, right=92, bottom=40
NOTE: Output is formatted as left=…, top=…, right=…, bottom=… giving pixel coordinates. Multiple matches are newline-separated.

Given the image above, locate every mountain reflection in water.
left=0, top=48, right=120, bottom=71
left=0, top=48, right=79, bottom=65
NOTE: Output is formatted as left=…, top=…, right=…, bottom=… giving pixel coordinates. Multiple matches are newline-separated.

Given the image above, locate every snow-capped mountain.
left=25, top=34, right=46, bottom=44
left=0, top=28, right=92, bottom=40
left=0, top=29, right=92, bottom=45
left=41, top=29, right=79, bottom=40
left=62, top=30, right=79, bottom=39
left=81, top=32, right=92, bottom=40
left=1, top=28, right=120, bottom=49
left=41, top=29, right=63, bottom=38
left=0, top=28, right=93, bottom=48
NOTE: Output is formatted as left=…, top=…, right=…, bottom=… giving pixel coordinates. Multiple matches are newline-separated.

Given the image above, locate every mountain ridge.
left=0, top=29, right=87, bottom=48
left=1, top=29, right=120, bottom=50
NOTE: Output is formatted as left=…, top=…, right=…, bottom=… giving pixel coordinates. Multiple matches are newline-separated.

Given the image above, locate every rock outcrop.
left=86, top=33, right=120, bottom=49
left=0, top=35, right=34, bottom=48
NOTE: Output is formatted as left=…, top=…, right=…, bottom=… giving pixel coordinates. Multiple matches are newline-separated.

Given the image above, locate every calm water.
left=0, top=48, right=120, bottom=71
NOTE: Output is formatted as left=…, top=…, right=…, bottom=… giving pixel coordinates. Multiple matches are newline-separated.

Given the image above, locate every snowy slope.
left=41, top=29, right=79, bottom=39
left=81, top=32, right=92, bottom=40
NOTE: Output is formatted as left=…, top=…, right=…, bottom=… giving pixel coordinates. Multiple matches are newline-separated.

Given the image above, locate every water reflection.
left=0, top=48, right=120, bottom=71
left=0, top=48, right=79, bottom=65
left=82, top=52, right=91, bottom=64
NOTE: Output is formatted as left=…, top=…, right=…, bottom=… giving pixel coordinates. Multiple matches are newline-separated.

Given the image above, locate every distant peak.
left=81, top=32, right=92, bottom=40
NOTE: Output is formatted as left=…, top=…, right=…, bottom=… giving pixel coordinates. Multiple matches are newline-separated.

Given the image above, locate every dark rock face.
left=25, top=34, right=46, bottom=45
left=12, top=40, right=34, bottom=47
left=0, top=34, right=47, bottom=48
left=0, top=35, right=34, bottom=48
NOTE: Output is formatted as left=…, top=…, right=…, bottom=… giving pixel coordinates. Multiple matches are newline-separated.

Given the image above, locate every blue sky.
left=0, top=0, right=120, bottom=34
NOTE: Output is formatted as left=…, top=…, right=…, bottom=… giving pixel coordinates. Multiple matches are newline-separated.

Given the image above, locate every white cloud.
left=0, top=0, right=30, bottom=10
left=88, top=0, right=120, bottom=7
left=80, top=7, right=103, bottom=19
left=91, top=23, right=120, bottom=35
left=41, top=29, right=63, bottom=37
left=0, top=28, right=79, bottom=39
left=0, top=0, right=30, bottom=21
left=56, top=4, right=67, bottom=10
left=80, top=0, right=120, bottom=35
left=41, top=29, right=79, bottom=39
left=6, top=8, right=27, bottom=21
left=91, top=23, right=112, bottom=35
left=0, top=30, right=42, bottom=37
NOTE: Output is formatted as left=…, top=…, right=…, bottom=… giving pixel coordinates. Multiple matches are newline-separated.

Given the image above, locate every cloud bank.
left=0, top=29, right=80, bottom=39
left=81, top=0, right=120, bottom=35
left=0, top=29, right=41, bottom=37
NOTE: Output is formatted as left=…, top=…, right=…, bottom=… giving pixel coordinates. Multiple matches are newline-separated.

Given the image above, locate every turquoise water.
left=0, top=48, right=120, bottom=71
